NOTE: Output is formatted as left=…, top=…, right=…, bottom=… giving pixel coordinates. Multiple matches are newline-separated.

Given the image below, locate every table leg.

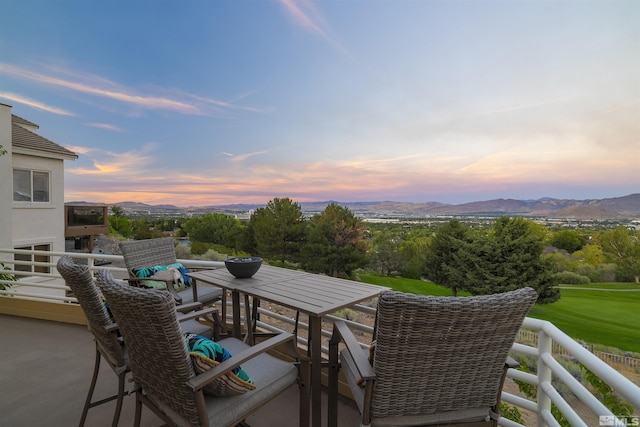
left=231, top=290, right=242, bottom=339
left=220, top=290, right=228, bottom=335
left=309, top=316, right=322, bottom=427
left=244, top=294, right=253, bottom=345
left=191, top=277, right=199, bottom=302
left=299, top=354, right=311, bottom=427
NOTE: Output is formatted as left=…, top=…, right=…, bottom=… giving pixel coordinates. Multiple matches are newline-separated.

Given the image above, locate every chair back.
left=96, top=269, right=201, bottom=425
left=370, top=287, right=537, bottom=420
left=119, top=237, right=177, bottom=276
left=57, top=256, right=126, bottom=370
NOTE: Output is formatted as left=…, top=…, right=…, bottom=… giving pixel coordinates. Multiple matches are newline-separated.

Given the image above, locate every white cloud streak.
left=0, top=63, right=261, bottom=117
left=86, top=123, right=125, bottom=132
left=278, top=0, right=349, bottom=56
left=0, top=92, right=76, bottom=116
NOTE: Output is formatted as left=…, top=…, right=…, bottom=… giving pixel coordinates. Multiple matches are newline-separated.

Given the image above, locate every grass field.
left=357, top=274, right=640, bottom=353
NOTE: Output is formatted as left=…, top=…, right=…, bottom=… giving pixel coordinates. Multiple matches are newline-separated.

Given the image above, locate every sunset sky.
left=1, top=0, right=638, bottom=207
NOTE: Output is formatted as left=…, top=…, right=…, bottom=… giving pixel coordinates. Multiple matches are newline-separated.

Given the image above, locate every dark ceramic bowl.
left=225, top=257, right=263, bottom=278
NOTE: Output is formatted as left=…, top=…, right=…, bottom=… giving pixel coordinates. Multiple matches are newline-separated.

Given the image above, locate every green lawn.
left=357, top=274, right=640, bottom=353
left=528, top=285, right=640, bottom=353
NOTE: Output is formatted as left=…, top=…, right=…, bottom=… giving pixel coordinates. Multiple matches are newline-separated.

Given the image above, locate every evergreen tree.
left=424, top=217, right=558, bottom=303
left=184, top=213, right=241, bottom=248
left=368, top=231, right=403, bottom=276
left=549, top=229, right=587, bottom=253
left=302, top=203, right=367, bottom=277
left=249, top=197, right=305, bottom=263
left=423, top=219, right=471, bottom=296
left=476, top=217, right=558, bottom=303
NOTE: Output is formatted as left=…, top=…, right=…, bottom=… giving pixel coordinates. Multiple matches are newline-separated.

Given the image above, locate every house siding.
left=11, top=153, right=66, bottom=251
left=0, top=103, right=76, bottom=257
left=0, top=104, right=13, bottom=256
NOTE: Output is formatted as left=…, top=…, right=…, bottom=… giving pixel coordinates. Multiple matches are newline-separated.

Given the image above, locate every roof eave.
left=12, top=147, right=78, bottom=161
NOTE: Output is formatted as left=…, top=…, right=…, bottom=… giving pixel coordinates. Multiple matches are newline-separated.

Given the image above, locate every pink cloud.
left=0, top=92, right=76, bottom=116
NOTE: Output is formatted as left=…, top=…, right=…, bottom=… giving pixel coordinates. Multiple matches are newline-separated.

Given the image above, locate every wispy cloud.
left=278, top=0, right=348, bottom=55
left=471, top=97, right=572, bottom=117
left=65, top=145, right=92, bottom=155
left=0, top=92, right=76, bottom=116
left=224, top=150, right=270, bottom=162
left=66, top=146, right=155, bottom=175
left=0, top=63, right=260, bottom=117
left=64, top=145, right=638, bottom=206
left=86, top=123, right=125, bottom=132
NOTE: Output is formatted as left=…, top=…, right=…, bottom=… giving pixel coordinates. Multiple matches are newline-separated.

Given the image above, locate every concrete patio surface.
left=0, top=314, right=361, bottom=427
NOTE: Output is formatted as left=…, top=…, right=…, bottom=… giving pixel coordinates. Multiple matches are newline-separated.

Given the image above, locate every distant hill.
left=68, top=193, right=640, bottom=220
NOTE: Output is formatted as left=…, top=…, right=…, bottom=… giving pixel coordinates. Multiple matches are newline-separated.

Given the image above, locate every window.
left=13, top=169, right=50, bottom=202
left=14, top=244, right=51, bottom=273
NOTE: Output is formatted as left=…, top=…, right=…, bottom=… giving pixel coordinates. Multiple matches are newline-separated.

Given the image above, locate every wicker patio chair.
left=328, top=287, right=538, bottom=427
left=96, top=268, right=307, bottom=427
left=119, top=237, right=222, bottom=306
left=57, top=256, right=218, bottom=427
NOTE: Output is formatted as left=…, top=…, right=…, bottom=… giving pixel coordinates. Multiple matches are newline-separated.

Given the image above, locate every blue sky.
left=1, top=0, right=638, bottom=206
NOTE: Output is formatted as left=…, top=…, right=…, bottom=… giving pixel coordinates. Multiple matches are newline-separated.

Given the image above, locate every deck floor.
left=0, top=314, right=361, bottom=427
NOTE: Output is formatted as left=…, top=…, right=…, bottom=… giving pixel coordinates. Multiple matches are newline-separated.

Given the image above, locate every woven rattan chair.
left=328, top=287, right=538, bottom=427
left=120, top=237, right=222, bottom=306
left=96, top=268, right=306, bottom=427
left=57, top=256, right=218, bottom=427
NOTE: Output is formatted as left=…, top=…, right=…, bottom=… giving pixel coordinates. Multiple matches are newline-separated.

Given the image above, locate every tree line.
left=108, top=198, right=640, bottom=303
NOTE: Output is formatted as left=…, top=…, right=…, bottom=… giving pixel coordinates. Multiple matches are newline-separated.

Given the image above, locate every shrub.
left=572, top=263, right=617, bottom=283
left=500, top=402, right=524, bottom=425
left=554, top=271, right=590, bottom=285
left=174, top=244, right=191, bottom=260
left=190, top=241, right=209, bottom=256
left=0, top=262, right=17, bottom=291
left=202, top=249, right=226, bottom=261
left=332, top=308, right=358, bottom=321
left=573, top=264, right=601, bottom=282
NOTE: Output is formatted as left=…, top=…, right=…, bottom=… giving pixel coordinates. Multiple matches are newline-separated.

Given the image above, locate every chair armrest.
left=177, top=306, right=217, bottom=322
left=187, top=332, right=295, bottom=392
left=506, top=356, right=519, bottom=369
left=176, top=302, right=203, bottom=313
left=103, top=321, right=119, bottom=333
left=331, top=320, right=375, bottom=381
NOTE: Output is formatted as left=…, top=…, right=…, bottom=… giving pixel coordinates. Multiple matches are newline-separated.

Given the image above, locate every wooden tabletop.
left=188, top=265, right=387, bottom=316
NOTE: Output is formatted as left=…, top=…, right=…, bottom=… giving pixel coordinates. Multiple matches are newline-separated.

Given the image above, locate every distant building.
left=0, top=103, right=77, bottom=273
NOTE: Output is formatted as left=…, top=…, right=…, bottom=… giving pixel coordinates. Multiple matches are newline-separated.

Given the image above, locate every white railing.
left=1, top=248, right=638, bottom=426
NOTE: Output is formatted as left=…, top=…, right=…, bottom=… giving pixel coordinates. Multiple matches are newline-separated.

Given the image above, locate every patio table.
left=187, top=265, right=387, bottom=427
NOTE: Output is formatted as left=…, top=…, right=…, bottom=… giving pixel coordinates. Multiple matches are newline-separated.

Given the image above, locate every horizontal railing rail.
left=0, top=247, right=638, bottom=426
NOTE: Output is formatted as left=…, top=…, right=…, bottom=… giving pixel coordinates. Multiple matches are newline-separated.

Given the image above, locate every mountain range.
left=75, top=193, right=640, bottom=220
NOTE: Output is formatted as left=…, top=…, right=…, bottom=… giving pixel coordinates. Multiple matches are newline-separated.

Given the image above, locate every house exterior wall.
left=0, top=103, right=74, bottom=257
left=0, top=104, right=12, bottom=257
left=11, top=152, right=67, bottom=252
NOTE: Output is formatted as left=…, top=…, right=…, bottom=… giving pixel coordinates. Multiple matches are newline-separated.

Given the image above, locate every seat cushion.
left=205, top=338, right=298, bottom=426
left=150, top=337, right=298, bottom=427
left=179, top=319, right=214, bottom=339
left=177, top=284, right=223, bottom=305
left=185, top=334, right=255, bottom=396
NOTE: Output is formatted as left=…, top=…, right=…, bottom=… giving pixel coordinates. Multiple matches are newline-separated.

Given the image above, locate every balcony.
left=1, top=248, right=639, bottom=426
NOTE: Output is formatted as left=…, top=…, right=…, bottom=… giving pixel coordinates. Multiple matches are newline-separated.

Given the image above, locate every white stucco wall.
left=0, top=104, right=12, bottom=255
left=11, top=152, right=67, bottom=252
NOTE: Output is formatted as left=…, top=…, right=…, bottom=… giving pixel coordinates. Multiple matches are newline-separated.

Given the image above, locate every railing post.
left=537, top=329, right=553, bottom=427
left=87, top=256, right=95, bottom=270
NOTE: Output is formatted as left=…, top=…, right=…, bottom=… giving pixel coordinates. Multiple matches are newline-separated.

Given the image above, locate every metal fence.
left=1, top=247, right=639, bottom=426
